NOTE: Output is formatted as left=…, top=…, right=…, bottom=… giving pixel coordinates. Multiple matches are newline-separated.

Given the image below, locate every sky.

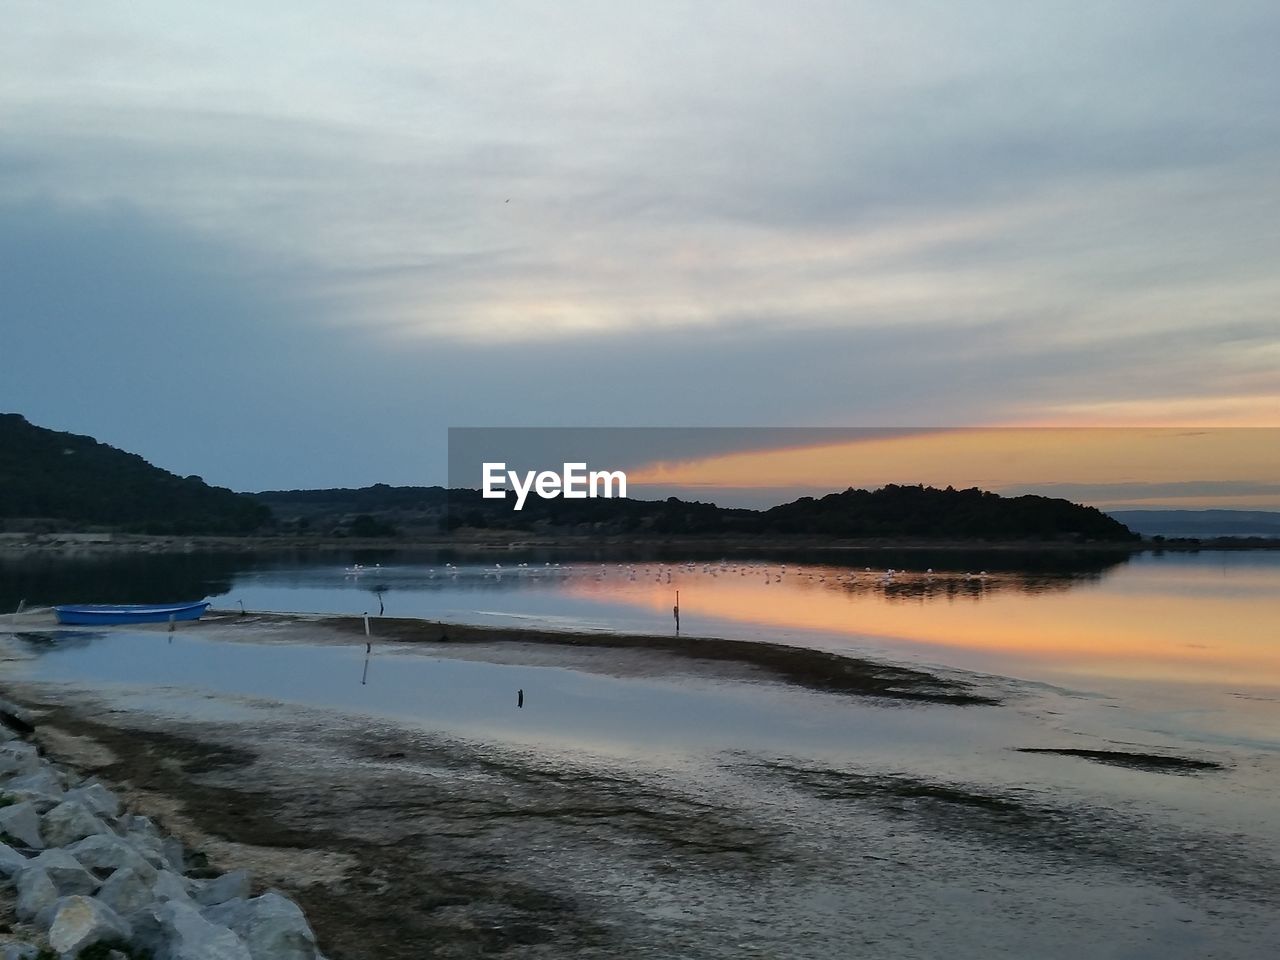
left=2, top=1, right=1278, bottom=493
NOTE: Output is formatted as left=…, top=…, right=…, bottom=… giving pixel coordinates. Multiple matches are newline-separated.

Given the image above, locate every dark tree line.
left=0, top=414, right=270, bottom=534
left=261, top=482, right=1137, bottom=542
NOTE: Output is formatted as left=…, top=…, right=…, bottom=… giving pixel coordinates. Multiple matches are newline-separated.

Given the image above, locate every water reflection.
left=8, top=548, right=1280, bottom=699
left=0, top=551, right=255, bottom=610
left=9, top=629, right=1017, bottom=761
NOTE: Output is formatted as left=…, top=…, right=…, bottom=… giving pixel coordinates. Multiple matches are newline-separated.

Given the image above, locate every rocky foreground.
left=0, top=701, right=323, bottom=960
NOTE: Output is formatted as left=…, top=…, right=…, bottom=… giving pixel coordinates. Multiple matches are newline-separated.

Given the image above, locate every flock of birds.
left=345, top=559, right=993, bottom=586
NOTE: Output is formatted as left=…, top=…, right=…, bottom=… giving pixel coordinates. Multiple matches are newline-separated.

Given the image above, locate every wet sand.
left=263, top=612, right=999, bottom=706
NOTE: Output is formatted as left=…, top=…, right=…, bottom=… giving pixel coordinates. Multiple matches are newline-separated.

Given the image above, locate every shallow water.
left=5, top=549, right=1280, bottom=957
left=9, top=621, right=1280, bottom=959
left=150, top=549, right=1280, bottom=750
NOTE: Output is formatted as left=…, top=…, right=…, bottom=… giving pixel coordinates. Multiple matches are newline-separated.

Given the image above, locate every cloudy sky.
left=3, top=1, right=1278, bottom=491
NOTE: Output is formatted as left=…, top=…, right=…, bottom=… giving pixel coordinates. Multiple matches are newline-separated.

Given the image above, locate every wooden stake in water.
left=363, top=613, right=370, bottom=637
left=168, top=613, right=176, bottom=633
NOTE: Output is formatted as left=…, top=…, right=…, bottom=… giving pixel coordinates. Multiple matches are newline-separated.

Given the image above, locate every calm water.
left=5, top=549, right=1280, bottom=748
left=4, top=548, right=1280, bottom=957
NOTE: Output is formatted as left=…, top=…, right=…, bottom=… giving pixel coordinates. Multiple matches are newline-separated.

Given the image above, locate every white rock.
left=195, top=869, right=253, bottom=907
left=117, top=817, right=168, bottom=868
left=96, top=865, right=156, bottom=918
left=66, top=834, right=157, bottom=878
left=0, top=840, right=30, bottom=878
left=119, top=814, right=161, bottom=838
left=125, top=903, right=167, bottom=957
left=14, top=866, right=57, bottom=921
left=4, top=769, right=64, bottom=810
left=211, top=892, right=318, bottom=960
left=162, top=836, right=186, bottom=871
left=203, top=897, right=250, bottom=929
left=0, top=743, right=40, bottom=778
left=0, top=801, right=44, bottom=849
left=48, top=895, right=132, bottom=956
left=65, top=783, right=122, bottom=820
left=153, top=869, right=194, bottom=902
left=159, top=900, right=252, bottom=960
left=40, top=799, right=110, bottom=847
left=25, top=849, right=99, bottom=896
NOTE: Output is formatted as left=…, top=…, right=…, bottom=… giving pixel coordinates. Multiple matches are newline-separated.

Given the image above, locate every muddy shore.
left=247, top=612, right=999, bottom=706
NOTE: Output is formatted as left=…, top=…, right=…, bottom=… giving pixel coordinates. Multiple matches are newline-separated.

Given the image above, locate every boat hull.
left=53, top=601, right=211, bottom=626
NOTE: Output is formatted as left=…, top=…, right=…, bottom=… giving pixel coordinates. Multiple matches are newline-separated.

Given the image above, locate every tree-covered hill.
left=0, top=413, right=270, bottom=533
left=758, top=484, right=1136, bottom=541
left=257, top=481, right=1137, bottom=542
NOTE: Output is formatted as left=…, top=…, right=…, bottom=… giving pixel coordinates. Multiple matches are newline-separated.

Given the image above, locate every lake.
left=3, top=547, right=1278, bottom=958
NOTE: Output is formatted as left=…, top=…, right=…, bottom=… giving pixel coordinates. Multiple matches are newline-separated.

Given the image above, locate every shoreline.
left=4, top=531, right=1274, bottom=558
left=0, top=698, right=328, bottom=959
left=210, top=610, right=1001, bottom=706
left=2, top=611, right=1269, bottom=958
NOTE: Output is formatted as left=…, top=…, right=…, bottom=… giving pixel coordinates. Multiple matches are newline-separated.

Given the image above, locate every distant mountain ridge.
left=0, top=413, right=270, bottom=533
left=1107, top=509, right=1280, bottom=539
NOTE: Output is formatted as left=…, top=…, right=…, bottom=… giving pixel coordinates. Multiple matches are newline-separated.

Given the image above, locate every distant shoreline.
left=3, top=530, right=1278, bottom=556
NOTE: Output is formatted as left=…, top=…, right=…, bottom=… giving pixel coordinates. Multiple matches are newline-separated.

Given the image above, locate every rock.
left=47, top=896, right=132, bottom=956
left=97, top=866, right=156, bottom=918
left=117, top=816, right=168, bottom=868
left=66, top=834, right=157, bottom=878
left=203, top=897, right=250, bottom=929
left=153, top=869, right=194, bottom=902
left=25, top=849, right=99, bottom=896
left=3, top=769, right=64, bottom=810
left=195, top=869, right=252, bottom=907
left=0, top=840, right=29, bottom=878
left=0, top=743, right=40, bottom=778
left=0, top=801, right=44, bottom=849
left=125, top=904, right=166, bottom=958
left=0, top=942, right=40, bottom=960
left=158, top=900, right=252, bottom=960
left=0, top=697, right=36, bottom=731
left=162, top=836, right=186, bottom=872
left=64, top=782, right=121, bottom=820
left=14, top=866, right=57, bottom=922
left=119, top=813, right=161, bottom=838
left=40, top=799, right=110, bottom=847
left=212, top=892, right=318, bottom=960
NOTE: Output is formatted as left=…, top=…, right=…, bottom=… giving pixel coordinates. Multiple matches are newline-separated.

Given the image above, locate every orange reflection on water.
left=562, top=565, right=1280, bottom=688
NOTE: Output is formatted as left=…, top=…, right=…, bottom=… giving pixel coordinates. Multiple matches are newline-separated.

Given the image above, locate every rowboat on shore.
left=53, top=601, right=211, bottom=626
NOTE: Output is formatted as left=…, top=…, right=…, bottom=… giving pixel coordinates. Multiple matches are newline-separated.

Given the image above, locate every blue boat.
left=53, top=601, right=211, bottom=626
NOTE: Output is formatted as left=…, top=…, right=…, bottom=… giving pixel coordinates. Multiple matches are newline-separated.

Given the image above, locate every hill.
left=256, top=482, right=1137, bottom=542
left=760, top=485, right=1136, bottom=541
left=0, top=413, right=270, bottom=534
